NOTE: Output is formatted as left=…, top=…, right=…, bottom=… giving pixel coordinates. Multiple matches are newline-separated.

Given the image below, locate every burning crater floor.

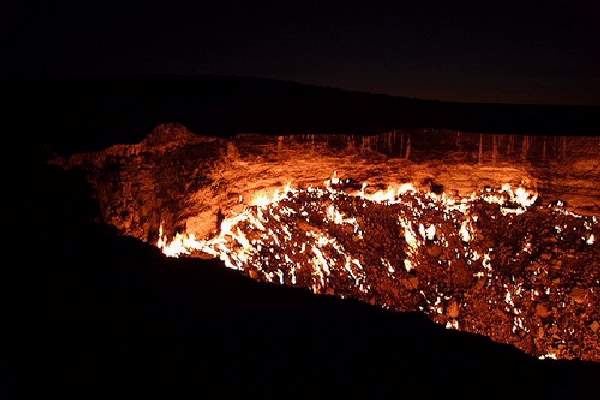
left=158, top=178, right=599, bottom=361
left=57, top=124, right=600, bottom=361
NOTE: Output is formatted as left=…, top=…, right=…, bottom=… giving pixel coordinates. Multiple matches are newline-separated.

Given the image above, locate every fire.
left=157, top=224, right=208, bottom=258
left=250, top=182, right=295, bottom=207
left=155, top=171, right=599, bottom=361
left=156, top=171, right=548, bottom=302
left=157, top=172, right=541, bottom=261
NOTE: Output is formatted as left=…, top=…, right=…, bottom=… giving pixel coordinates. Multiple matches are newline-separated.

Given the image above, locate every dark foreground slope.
left=6, top=153, right=598, bottom=399
left=10, top=75, right=600, bottom=154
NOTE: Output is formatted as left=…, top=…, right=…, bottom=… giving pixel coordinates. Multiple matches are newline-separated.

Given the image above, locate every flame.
left=586, top=234, right=594, bottom=245
left=330, top=170, right=340, bottom=185
left=152, top=172, right=600, bottom=360
left=158, top=172, right=541, bottom=260
left=157, top=224, right=211, bottom=258
left=459, top=220, right=472, bottom=242
left=250, top=182, right=295, bottom=207
left=155, top=172, right=544, bottom=304
left=359, top=182, right=417, bottom=204
left=399, top=218, right=419, bottom=250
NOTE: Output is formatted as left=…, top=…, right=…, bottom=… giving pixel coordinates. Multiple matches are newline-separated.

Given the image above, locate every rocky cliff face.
left=55, top=124, right=222, bottom=241
left=56, top=124, right=600, bottom=244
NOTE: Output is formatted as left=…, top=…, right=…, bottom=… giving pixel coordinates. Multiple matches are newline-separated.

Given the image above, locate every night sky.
left=4, top=0, right=599, bottom=105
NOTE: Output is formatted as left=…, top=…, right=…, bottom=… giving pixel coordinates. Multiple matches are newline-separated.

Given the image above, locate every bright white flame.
left=586, top=234, right=595, bottom=245
left=400, top=218, right=419, bottom=250
left=459, top=220, right=472, bottom=242
left=418, top=224, right=436, bottom=241
left=156, top=224, right=211, bottom=258
left=331, top=170, right=340, bottom=185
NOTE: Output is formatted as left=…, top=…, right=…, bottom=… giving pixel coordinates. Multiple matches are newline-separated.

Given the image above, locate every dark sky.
left=4, top=0, right=600, bottom=105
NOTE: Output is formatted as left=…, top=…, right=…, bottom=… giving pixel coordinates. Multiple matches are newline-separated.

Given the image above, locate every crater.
left=55, top=123, right=600, bottom=361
